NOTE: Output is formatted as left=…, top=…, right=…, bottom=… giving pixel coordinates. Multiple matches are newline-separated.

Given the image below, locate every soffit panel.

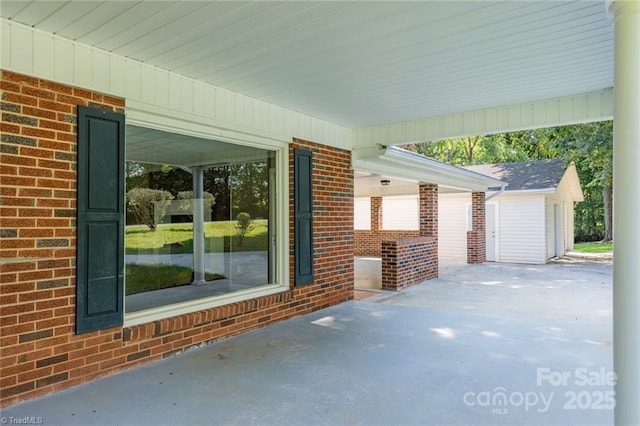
left=1, top=1, right=613, bottom=128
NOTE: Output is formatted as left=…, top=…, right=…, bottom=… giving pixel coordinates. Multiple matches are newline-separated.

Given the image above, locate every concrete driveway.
left=1, top=260, right=613, bottom=425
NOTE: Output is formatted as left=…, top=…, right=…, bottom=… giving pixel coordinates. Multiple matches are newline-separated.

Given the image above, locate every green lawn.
left=573, top=241, right=613, bottom=253
left=125, top=220, right=268, bottom=254
left=125, top=220, right=264, bottom=295
left=125, top=264, right=224, bottom=295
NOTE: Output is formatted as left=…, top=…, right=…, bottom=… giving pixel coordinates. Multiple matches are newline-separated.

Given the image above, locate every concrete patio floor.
left=1, top=260, right=613, bottom=425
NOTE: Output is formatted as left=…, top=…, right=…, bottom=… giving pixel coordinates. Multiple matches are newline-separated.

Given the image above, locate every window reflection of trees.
left=124, top=157, right=273, bottom=313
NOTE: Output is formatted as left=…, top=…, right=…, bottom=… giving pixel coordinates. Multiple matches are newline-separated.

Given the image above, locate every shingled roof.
left=465, top=159, right=568, bottom=191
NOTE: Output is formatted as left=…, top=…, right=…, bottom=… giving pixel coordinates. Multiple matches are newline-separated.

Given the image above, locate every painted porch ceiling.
left=1, top=1, right=613, bottom=128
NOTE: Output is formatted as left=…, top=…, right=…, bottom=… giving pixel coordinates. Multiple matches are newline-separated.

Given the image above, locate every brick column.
left=467, top=191, right=486, bottom=263
left=419, top=184, right=438, bottom=238
left=371, top=196, right=382, bottom=232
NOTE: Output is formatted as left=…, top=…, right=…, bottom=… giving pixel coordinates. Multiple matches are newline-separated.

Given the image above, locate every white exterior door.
left=554, top=203, right=563, bottom=257
left=486, top=203, right=497, bottom=262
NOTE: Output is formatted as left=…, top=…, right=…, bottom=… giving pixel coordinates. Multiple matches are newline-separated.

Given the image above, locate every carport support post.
left=192, top=166, right=206, bottom=285
left=611, top=1, right=640, bottom=424
left=418, top=184, right=438, bottom=238
left=467, top=192, right=486, bottom=263
left=418, top=183, right=438, bottom=279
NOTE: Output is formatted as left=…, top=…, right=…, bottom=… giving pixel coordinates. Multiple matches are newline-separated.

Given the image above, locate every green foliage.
left=201, top=162, right=270, bottom=221
left=405, top=131, right=560, bottom=167
left=229, top=162, right=270, bottom=219
left=404, top=121, right=613, bottom=242
left=126, top=162, right=191, bottom=195
left=177, top=190, right=215, bottom=204
left=126, top=188, right=174, bottom=231
left=176, top=190, right=216, bottom=220
left=125, top=160, right=271, bottom=223
left=552, top=122, right=613, bottom=241
left=234, top=212, right=255, bottom=247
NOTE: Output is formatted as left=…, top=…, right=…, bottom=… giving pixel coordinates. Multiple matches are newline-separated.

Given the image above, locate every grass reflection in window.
left=124, top=126, right=276, bottom=312
left=125, top=220, right=268, bottom=294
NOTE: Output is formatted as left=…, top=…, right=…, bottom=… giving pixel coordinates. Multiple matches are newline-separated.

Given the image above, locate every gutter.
left=485, top=184, right=507, bottom=201
left=353, top=145, right=506, bottom=192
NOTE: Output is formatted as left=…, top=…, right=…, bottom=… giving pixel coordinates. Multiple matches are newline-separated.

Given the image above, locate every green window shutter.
left=294, top=149, right=314, bottom=286
left=76, top=106, right=125, bottom=334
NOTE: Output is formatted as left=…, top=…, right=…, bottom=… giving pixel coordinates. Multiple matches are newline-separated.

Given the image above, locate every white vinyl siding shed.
left=438, top=160, right=583, bottom=265
left=498, top=195, right=546, bottom=264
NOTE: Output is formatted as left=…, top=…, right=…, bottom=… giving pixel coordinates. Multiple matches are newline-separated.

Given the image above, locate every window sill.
left=123, top=283, right=290, bottom=328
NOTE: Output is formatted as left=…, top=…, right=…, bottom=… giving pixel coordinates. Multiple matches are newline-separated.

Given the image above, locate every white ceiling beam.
left=354, top=89, right=614, bottom=148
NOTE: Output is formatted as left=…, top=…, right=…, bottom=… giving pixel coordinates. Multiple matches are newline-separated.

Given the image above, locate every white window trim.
left=123, top=110, right=290, bottom=328
left=125, top=284, right=287, bottom=327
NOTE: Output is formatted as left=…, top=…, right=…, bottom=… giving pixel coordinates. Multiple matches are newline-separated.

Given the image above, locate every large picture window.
left=124, top=125, right=279, bottom=315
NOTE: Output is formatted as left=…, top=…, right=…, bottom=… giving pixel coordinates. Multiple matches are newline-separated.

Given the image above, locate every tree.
left=229, top=162, right=270, bottom=219
left=405, top=131, right=558, bottom=167
left=125, top=159, right=272, bottom=224
left=234, top=212, right=255, bottom=247
left=176, top=191, right=215, bottom=220
left=204, top=165, right=232, bottom=221
left=552, top=121, right=613, bottom=241
left=404, top=121, right=613, bottom=242
left=461, top=136, right=481, bottom=164
left=126, top=188, right=174, bottom=231
left=125, top=161, right=149, bottom=190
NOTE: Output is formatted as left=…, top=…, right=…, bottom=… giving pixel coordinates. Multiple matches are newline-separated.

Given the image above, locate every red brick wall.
left=354, top=196, right=420, bottom=256
left=0, top=71, right=353, bottom=407
left=419, top=184, right=438, bottom=238
left=288, top=138, right=354, bottom=308
left=381, top=237, right=438, bottom=291
left=355, top=230, right=419, bottom=256
left=359, top=185, right=439, bottom=290
left=467, top=191, right=486, bottom=263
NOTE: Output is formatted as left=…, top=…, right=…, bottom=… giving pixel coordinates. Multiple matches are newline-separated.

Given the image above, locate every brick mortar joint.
left=123, top=291, right=295, bottom=343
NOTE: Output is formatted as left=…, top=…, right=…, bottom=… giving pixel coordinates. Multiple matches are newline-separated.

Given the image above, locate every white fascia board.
left=353, top=145, right=506, bottom=192
left=385, top=146, right=505, bottom=187
left=563, top=163, right=585, bottom=202
left=488, top=188, right=556, bottom=196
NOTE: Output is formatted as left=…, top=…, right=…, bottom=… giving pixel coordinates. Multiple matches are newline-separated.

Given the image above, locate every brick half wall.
left=381, top=237, right=438, bottom=291
left=355, top=230, right=419, bottom=256
left=355, top=196, right=418, bottom=256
